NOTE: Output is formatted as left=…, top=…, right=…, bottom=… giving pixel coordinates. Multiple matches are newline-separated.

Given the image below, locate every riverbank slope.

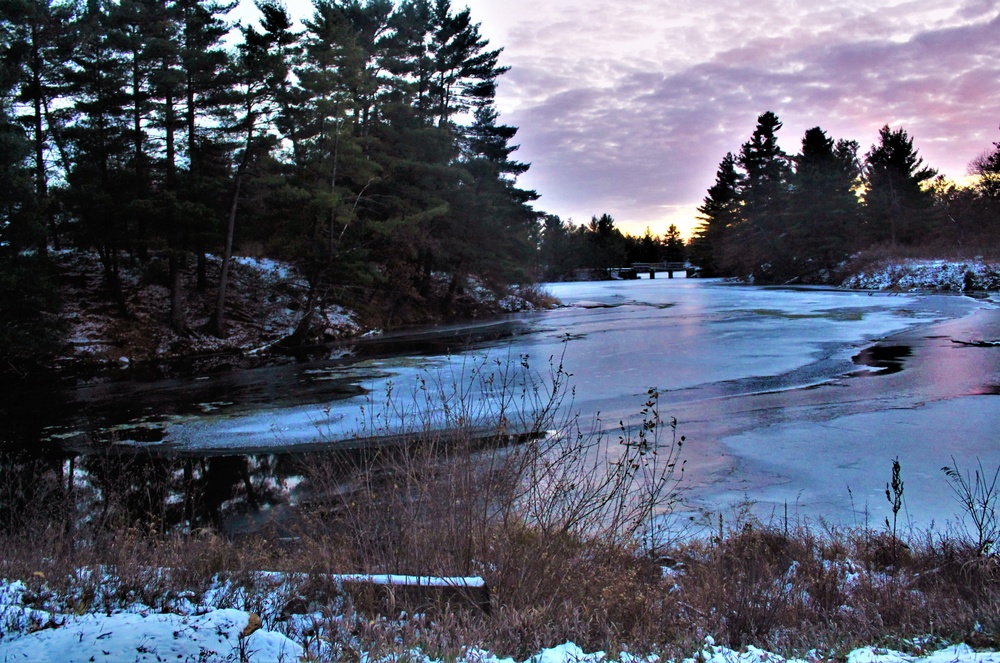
left=37, top=251, right=551, bottom=383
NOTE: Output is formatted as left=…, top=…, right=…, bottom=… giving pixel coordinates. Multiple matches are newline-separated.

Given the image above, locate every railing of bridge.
left=631, top=262, right=689, bottom=272
left=609, top=262, right=692, bottom=279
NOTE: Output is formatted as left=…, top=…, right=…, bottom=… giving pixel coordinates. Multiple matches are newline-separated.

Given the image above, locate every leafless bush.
left=943, top=457, right=1000, bottom=555
left=302, top=353, right=685, bottom=579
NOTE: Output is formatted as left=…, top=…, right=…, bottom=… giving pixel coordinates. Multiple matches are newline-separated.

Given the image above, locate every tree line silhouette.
left=688, top=111, right=1000, bottom=282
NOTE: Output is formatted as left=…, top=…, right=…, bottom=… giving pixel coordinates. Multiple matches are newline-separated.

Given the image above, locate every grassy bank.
left=2, top=360, right=999, bottom=660
left=3, top=488, right=1000, bottom=661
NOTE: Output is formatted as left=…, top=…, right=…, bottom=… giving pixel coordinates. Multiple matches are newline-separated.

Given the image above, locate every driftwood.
left=281, top=574, right=491, bottom=617
left=952, top=339, right=1000, bottom=347
left=339, top=574, right=491, bottom=615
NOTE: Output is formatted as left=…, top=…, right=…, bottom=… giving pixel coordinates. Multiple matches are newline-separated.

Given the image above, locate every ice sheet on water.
left=162, top=280, right=984, bottom=451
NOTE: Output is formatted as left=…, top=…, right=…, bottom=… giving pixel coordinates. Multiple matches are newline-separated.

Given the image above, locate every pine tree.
left=739, top=111, right=791, bottom=221
left=213, top=0, right=293, bottom=337
left=423, top=0, right=506, bottom=128
left=64, top=0, right=133, bottom=314
left=538, top=214, right=576, bottom=280
left=730, top=111, right=792, bottom=279
left=785, top=127, right=861, bottom=276
left=448, top=102, right=537, bottom=286
left=11, top=0, right=75, bottom=251
left=107, top=0, right=171, bottom=257
left=0, top=0, right=36, bottom=251
left=662, top=224, right=685, bottom=263
left=690, top=152, right=742, bottom=277
left=863, top=125, right=937, bottom=246
left=176, top=0, right=234, bottom=290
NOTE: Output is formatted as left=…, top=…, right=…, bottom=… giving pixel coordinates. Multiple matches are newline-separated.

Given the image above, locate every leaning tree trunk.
left=213, top=116, right=255, bottom=338
left=213, top=164, right=244, bottom=338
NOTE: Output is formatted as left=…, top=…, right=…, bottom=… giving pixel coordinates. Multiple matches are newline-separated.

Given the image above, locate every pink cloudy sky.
left=249, top=0, right=1000, bottom=237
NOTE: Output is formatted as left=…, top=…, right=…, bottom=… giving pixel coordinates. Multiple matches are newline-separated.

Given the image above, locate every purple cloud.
left=466, top=0, right=1000, bottom=235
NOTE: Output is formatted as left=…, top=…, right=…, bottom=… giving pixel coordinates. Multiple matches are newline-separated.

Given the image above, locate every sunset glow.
left=234, top=0, right=1000, bottom=239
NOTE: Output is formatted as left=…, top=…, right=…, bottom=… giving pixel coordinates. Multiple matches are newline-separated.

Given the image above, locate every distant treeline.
left=688, top=111, right=1000, bottom=282
left=0, top=0, right=541, bottom=371
left=537, top=214, right=686, bottom=281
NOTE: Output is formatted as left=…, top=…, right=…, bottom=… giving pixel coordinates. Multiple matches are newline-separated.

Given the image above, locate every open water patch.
left=569, top=300, right=675, bottom=310
left=743, top=307, right=866, bottom=321
left=850, top=344, right=912, bottom=375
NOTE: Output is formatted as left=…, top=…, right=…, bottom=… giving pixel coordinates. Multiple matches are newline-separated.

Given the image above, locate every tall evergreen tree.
left=690, top=152, right=741, bottom=277
left=0, top=0, right=36, bottom=252
left=862, top=125, right=937, bottom=246
left=64, top=0, right=133, bottom=313
left=107, top=0, right=172, bottom=257
left=785, top=127, right=861, bottom=276
left=1, top=0, right=63, bottom=375
left=538, top=214, right=575, bottom=280
left=730, top=110, right=792, bottom=279
left=283, top=0, right=383, bottom=328
left=448, top=101, right=537, bottom=285
left=176, top=0, right=234, bottom=290
left=662, top=223, right=685, bottom=263
left=739, top=111, right=791, bottom=220
left=213, top=0, right=293, bottom=337
left=423, top=0, right=505, bottom=128
left=11, top=0, right=75, bottom=251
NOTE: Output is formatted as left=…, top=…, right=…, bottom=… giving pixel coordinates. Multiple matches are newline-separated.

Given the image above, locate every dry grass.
left=3, top=480, right=1000, bottom=660
left=2, top=363, right=1000, bottom=659
left=4, top=494, right=1000, bottom=660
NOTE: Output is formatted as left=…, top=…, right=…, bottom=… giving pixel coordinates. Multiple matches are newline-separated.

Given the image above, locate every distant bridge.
left=614, top=262, right=693, bottom=279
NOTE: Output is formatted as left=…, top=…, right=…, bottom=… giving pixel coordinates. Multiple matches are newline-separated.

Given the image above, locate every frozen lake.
left=22, top=278, right=1000, bottom=530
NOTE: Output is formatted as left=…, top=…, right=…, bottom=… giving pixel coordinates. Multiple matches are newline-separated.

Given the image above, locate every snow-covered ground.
left=0, top=578, right=302, bottom=662
left=2, top=571, right=999, bottom=663
left=842, top=259, right=1000, bottom=292
left=56, top=250, right=358, bottom=367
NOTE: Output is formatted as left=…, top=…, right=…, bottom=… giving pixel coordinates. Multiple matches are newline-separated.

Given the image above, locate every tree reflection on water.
left=0, top=447, right=313, bottom=536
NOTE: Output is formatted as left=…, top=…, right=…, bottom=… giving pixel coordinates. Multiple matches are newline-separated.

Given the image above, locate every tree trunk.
left=213, top=164, right=244, bottom=338
left=169, top=251, right=187, bottom=334
left=196, top=251, right=207, bottom=291
left=287, top=281, right=319, bottom=346
left=29, top=24, right=51, bottom=253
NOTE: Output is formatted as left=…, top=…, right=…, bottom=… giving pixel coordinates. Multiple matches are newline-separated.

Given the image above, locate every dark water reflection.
left=0, top=318, right=538, bottom=536
left=0, top=318, right=531, bottom=451
left=0, top=446, right=331, bottom=535
left=851, top=344, right=912, bottom=375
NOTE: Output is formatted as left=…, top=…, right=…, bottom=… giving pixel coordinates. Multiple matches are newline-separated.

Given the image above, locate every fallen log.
left=281, top=573, right=491, bottom=617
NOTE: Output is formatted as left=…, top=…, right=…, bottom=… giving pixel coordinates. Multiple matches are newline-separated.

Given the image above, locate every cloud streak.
left=467, top=0, right=1000, bottom=235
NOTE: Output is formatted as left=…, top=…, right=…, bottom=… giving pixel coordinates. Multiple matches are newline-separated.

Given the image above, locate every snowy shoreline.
left=841, top=258, right=1000, bottom=292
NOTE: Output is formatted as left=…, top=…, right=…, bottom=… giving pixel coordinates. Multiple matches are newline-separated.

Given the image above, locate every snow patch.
left=232, top=255, right=294, bottom=281
left=0, top=578, right=302, bottom=662
left=2, top=575, right=1000, bottom=663
left=842, top=259, right=1000, bottom=292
